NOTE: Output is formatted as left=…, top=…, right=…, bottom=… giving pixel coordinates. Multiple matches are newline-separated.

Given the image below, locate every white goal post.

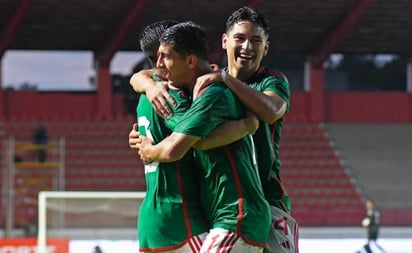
left=37, top=191, right=146, bottom=253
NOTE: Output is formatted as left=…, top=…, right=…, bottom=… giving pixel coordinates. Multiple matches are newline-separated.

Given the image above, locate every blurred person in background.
left=361, top=200, right=386, bottom=253
left=93, top=245, right=103, bottom=253
left=32, top=124, right=48, bottom=162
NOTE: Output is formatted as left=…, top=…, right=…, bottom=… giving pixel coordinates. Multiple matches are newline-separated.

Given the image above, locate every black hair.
left=139, top=20, right=179, bottom=66
left=159, top=21, right=209, bottom=60
left=225, top=6, right=270, bottom=37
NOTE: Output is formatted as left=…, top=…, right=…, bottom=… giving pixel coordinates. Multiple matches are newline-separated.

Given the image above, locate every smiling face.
left=223, top=20, right=269, bottom=79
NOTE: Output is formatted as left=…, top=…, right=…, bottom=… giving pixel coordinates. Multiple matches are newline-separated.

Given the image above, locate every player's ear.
left=186, top=55, right=198, bottom=69
left=222, top=33, right=228, bottom=50
left=263, top=41, right=269, bottom=56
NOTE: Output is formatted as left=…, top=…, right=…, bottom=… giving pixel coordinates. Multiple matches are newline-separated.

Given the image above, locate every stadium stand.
left=1, top=0, right=412, bottom=245
left=325, top=123, right=412, bottom=226
left=281, top=121, right=364, bottom=226
left=1, top=115, right=368, bottom=228
left=1, top=115, right=145, bottom=227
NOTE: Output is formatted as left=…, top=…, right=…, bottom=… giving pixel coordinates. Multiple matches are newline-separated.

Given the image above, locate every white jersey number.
left=138, top=116, right=159, bottom=174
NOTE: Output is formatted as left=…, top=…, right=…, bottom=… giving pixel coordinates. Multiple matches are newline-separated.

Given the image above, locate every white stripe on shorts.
left=188, top=234, right=204, bottom=252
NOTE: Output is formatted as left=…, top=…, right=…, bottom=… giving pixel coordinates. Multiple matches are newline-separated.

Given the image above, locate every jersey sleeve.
left=174, top=83, right=242, bottom=138
left=163, top=89, right=192, bottom=130
left=262, top=71, right=291, bottom=113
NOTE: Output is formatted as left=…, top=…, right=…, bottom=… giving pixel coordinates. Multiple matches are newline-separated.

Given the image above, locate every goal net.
left=37, top=191, right=145, bottom=253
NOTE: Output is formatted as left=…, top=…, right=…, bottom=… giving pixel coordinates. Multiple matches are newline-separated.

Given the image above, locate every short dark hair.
left=159, top=21, right=209, bottom=60
left=139, top=20, right=179, bottom=66
left=226, top=6, right=270, bottom=37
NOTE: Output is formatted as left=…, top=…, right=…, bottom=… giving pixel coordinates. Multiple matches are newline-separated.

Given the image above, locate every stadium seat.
left=2, top=118, right=365, bottom=227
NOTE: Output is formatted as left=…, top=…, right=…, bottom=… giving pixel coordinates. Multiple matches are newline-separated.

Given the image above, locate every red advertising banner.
left=0, top=238, right=69, bottom=253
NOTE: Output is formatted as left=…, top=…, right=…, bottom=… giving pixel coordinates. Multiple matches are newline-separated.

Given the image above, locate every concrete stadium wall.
left=3, top=90, right=412, bottom=123
left=2, top=90, right=126, bottom=119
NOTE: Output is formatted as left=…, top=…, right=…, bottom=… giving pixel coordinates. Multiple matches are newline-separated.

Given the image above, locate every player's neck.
left=228, top=66, right=258, bottom=82
left=188, top=63, right=213, bottom=92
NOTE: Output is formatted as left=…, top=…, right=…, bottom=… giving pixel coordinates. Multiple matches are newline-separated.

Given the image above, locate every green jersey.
left=174, top=82, right=271, bottom=247
left=136, top=86, right=208, bottom=252
left=245, top=67, right=291, bottom=210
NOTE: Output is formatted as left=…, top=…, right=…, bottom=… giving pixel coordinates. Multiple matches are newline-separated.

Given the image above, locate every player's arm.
left=138, top=132, right=201, bottom=163
left=223, top=72, right=287, bottom=124
left=129, top=69, right=156, bottom=93
left=193, top=71, right=221, bottom=99
left=129, top=69, right=175, bottom=118
left=193, top=112, right=259, bottom=150
left=193, top=71, right=287, bottom=124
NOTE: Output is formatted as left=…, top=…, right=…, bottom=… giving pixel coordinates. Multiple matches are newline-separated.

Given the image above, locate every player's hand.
left=146, top=82, right=175, bottom=119
left=193, top=71, right=222, bottom=100
left=128, top=124, right=141, bottom=152
left=137, top=136, right=154, bottom=164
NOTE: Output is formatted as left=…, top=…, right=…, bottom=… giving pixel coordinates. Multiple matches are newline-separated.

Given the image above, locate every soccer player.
left=193, top=7, right=299, bottom=253
left=132, top=20, right=260, bottom=253
left=136, top=21, right=271, bottom=253
left=134, top=20, right=208, bottom=253
left=131, top=7, right=299, bottom=253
